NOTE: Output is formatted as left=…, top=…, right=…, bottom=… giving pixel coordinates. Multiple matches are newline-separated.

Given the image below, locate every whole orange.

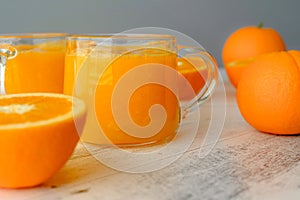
left=222, top=24, right=286, bottom=87
left=0, top=93, right=86, bottom=189
left=236, top=50, right=300, bottom=135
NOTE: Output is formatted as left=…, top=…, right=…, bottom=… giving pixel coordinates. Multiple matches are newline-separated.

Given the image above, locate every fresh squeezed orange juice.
left=4, top=42, right=65, bottom=94
left=64, top=48, right=180, bottom=145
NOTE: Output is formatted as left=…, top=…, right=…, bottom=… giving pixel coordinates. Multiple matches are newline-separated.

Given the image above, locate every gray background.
left=0, top=0, right=299, bottom=66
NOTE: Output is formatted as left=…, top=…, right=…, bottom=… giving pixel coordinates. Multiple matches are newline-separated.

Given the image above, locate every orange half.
left=225, top=57, right=255, bottom=88
left=0, top=93, right=86, bottom=189
left=178, top=57, right=206, bottom=100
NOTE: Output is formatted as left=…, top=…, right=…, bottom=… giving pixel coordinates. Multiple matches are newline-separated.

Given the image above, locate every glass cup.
left=0, top=33, right=66, bottom=94
left=64, top=34, right=218, bottom=146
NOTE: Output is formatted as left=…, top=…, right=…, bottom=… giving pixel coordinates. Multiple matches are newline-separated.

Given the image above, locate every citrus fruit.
left=0, top=93, right=86, bottom=188
left=222, top=23, right=286, bottom=87
left=236, top=50, right=300, bottom=135
left=177, top=57, right=206, bottom=100
left=224, top=57, right=255, bottom=88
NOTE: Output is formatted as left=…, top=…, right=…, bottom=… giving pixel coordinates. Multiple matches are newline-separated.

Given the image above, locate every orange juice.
left=63, top=53, right=86, bottom=95
left=64, top=48, right=180, bottom=145
left=5, top=42, right=65, bottom=94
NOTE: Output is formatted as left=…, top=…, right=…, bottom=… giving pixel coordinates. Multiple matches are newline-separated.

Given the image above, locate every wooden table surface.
left=1, top=70, right=299, bottom=200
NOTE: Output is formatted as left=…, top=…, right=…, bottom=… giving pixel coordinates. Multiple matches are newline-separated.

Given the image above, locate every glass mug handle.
left=178, top=47, right=218, bottom=113
left=0, top=45, right=17, bottom=95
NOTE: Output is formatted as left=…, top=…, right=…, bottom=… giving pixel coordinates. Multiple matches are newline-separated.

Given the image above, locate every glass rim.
left=0, top=33, right=67, bottom=39
left=67, top=33, right=176, bottom=40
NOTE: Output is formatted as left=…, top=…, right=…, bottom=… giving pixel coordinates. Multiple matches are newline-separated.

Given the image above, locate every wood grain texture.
left=0, top=71, right=299, bottom=200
